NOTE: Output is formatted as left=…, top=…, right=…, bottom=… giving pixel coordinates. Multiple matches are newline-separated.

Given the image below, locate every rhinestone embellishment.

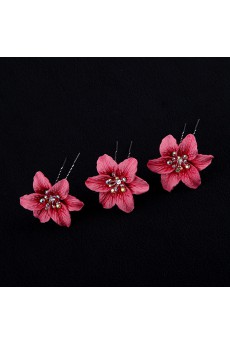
left=40, top=191, right=62, bottom=210
left=167, top=153, right=190, bottom=173
left=106, top=173, right=127, bottom=193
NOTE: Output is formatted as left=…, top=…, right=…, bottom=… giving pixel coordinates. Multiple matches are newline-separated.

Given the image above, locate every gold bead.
left=56, top=202, right=62, bottom=209
left=120, top=187, right=126, bottom=193
left=111, top=188, right=115, bottom=193
left=183, top=154, right=188, bottom=160
left=185, top=164, right=190, bottom=169
left=175, top=167, right=181, bottom=173
left=172, top=151, right=177, bottom=157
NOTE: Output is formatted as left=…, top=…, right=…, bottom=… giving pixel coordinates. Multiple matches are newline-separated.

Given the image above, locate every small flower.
left=85, top=154, right=149, bottom=213
left=147, top=134, right=214, bottom=192
left=20, top=171, right=84, bottom=227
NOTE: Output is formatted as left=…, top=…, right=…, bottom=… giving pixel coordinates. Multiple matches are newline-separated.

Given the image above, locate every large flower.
left=85, top=154, right=149, bottom=213
left=20, top=171, right=84, bottom=227
left=147, top=134, right=214, bottom=192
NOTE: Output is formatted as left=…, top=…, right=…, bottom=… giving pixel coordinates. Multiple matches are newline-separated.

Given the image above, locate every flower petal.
left=85, top=175, right=111, bottom=192
left=190, top=154, right=214, bottom=171
left=33, top=209, right=50, bottom=223
left=20, top=193, right=44, bottom=211
left=49, top=203, right=71, bottom=227
left=159, top=135, right=179, bottom=157
left=33, top=171, right=52, bottom=193
left=65, top=195, right=84, bottom=211
left=128, top=176, right=149, bottom=195
left=50, top=179, right=69, bottom=200
left=178, top=134, right=198, bottom=160
left=33, top=211, right=39, bottom=218
left=97, top=154, right=118, bottom=175
left=115, top=188, right=134, bottom=213
left=117, top=158, right=137, bottom=183
left=147, top=157, right=174, bottom=174
left=99, top=192, right=116, bottom=209
left=161, top=172, right=181, bottom=192
left=181, top=165, right=201, bottom=189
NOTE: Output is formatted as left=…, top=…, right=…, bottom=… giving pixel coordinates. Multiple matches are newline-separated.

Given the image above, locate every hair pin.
left=20, top=153, right=84, bottom=227
left=85, top=141, right=149, bottom=213
left=147, top=119, right=214, bottom=192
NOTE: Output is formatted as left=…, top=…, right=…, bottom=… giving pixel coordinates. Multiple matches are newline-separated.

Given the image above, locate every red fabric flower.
left=20, top=171, right=84, bottom=227
left=147, top=134, right=214, bottom=192
left=85, top=154, right=149, bottom=213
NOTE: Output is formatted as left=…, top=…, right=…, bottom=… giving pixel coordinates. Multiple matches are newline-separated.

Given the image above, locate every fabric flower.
left=85, top=154, right=149, bottom=213
left=147, top=134, right=214, bottom=192
left=20, top=171, right=84, bottom=227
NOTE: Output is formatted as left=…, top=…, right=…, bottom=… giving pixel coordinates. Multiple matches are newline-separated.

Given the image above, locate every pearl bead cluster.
left=167, top=152, right=191, bottom=173
left=40, top=190, right=62, bottom=210
left=106, top=173, right=127, bottom=193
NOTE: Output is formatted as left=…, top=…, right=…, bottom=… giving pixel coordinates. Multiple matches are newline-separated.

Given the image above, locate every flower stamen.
left=167, top=153, right=190, bottom=173
left=106, top=174, right=127, bottom=193
left=40, top=191, right=62, bottom=210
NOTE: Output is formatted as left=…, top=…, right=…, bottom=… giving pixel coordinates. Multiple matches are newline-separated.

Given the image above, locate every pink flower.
left=20, top=171, right=84, bottom=227
left=147, top=134, right=214, bottom=192
left=85, top=154, right=149, bottom=213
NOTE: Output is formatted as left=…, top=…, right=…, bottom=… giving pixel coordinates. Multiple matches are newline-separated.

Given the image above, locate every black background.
left=0, top=58, right=229, bottom=286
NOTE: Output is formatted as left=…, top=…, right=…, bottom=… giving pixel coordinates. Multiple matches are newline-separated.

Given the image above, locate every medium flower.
left=85, top=154, right=149, bottom=213
left=20, top=171, right=84, bottom=227
left=147, top=134, right=214, bottom=192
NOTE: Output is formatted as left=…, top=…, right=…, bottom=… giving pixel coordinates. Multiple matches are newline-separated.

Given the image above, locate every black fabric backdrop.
left=0, top=58, right=229, bottom=286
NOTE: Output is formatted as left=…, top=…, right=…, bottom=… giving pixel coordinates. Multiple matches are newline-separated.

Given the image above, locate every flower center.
left=39, top=190, right=62, bottom=210
left=106, top=173, right=127, bottom=193
left=166, top=151, right=191, bottom=173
